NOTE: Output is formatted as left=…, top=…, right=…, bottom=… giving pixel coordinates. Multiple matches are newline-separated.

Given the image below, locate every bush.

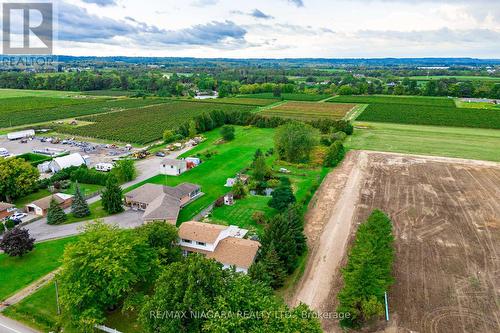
left=5, top=219, right=15, bottom=230
left=337, top=210, right=395, bottom=328
left=324, top=141, right=345, bottom=167
left=220, top=125, right=235, bottom=141
left=0, top=227, right=35, bottom=257
left=332, top=131, right=347, bottom=142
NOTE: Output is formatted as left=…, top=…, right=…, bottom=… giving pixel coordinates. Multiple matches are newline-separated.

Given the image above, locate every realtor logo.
left=2, top=2, right=53, bottom=54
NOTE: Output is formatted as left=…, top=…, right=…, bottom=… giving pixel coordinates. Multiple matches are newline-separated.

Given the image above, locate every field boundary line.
left=318, top=96, right=336, bottom=103
left=255, top=100, right=287, bottom=113
left=345, top=104, right=368, bottom=121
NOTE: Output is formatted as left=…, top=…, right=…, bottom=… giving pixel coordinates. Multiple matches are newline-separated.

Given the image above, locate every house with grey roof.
left=124, top=183, right=202, bottom=224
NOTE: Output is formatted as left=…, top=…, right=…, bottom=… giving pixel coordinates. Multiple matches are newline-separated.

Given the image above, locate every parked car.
left=155, top=152, right=166, bottom=157
left=11, top=212, right=27, bottom=220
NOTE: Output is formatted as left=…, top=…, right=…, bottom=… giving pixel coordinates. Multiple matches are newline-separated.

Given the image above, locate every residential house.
left=160, top=158, right=188, bottom=176
left=0, top=202, right=15, bottom=220
left=25, top=193, right=74, bottom=216
left=124, top=183, right=202, bottom=224
left=178, top=221, right=260, bottom=273
left=49, top=153, right=89, bottom=173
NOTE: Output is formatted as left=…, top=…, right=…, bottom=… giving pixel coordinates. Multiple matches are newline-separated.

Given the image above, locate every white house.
left=178, top=221, right=260, bottom=273
left=49, top=153, right=89, bottom=173
left=160, top=158, right=187, bottom=176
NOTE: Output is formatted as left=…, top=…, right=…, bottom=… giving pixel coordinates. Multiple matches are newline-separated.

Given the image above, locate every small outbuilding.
left=160, top=158, right=187, bottom=176
left=25, top=193, right=73, bottom=216
left=224, top=193, right=234, bottom=206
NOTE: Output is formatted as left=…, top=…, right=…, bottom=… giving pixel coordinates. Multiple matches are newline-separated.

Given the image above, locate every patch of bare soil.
left=291, top=150, right=500, bottom=333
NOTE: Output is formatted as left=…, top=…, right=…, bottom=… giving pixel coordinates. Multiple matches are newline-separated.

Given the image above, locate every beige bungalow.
left=124, top=183, right=202, bottom=224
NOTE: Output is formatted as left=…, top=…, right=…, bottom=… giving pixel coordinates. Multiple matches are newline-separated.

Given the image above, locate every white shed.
left=49, top=153, right=88, bottom=172
left=160, top=158, right=187, bottom=176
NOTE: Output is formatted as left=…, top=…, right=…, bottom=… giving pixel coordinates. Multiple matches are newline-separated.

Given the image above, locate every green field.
left=0, top=237, right=78, bottom=301
left=330, top=95, right=500, bottom=129
left=0, top=88, right=79, bottom=98
left=262, top=101, right=354, bottom=120
left=127, top=126, right=275, bottom=222
left=62, top=101, right=255, bottom=144
left=238, top=93, right=332, bottom=101
left=0, top=97, right=169, bottom=129
left=330, top=95, right=456, bottom=107
left=195, top=97, right=280, bottom=106
left=406, top=75, right=500, bottom=82
left=347, top=122, right=500, bottom=162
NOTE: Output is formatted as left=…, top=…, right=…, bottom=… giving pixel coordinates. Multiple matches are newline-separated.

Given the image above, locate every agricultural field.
left=0, top=237, right=78, bottom=300
left=0, top=97, right=169, bottom=129
left=330, top=95, right=456, bottom=107
left=347, top=122, right=500, bottom=162
left=61, top=101, right=255, bottom=144
left=330, top=95, right=500, bottom=129
left=406, top=75, right=500, bottom=82
left=293, top=151, right=500, bottom=333
left=0, top=89, right=79, bottom=98
left=195, top=97, right=280, bottom=106
left=262, top=101, right=355, bottom=120
left=238, top=92, right=332, bottom=101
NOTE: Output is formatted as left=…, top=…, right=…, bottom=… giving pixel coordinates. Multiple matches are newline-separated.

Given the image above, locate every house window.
left=196, top=241, right=206, bottom=246
left=182, top=239, right=192, bottom=243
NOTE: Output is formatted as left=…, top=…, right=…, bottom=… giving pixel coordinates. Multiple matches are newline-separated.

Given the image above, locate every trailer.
left=95, top=162, right=114, bottom=172
left=7, top=129, right=35, bottom=140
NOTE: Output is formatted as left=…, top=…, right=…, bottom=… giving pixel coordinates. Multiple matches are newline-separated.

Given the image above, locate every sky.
left=1, top=0, right=500, bottom=58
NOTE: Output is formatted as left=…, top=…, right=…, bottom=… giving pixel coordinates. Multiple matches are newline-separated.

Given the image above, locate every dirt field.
left=291, top=150, right=500, bottom=333
left=262, top=101, right=355, bottom=120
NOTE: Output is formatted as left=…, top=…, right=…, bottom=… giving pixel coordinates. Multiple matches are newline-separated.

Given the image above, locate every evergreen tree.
left=101, top=174, right=124, bottom=214
left=268, top=181, right=296, bottom=212
left=284, top=204, right=307, bottom=256
left=47, top=198, right=67, bottom=225
left=262, top=214, right=298, bottom=273
left=71, top=183, right=90, bottom=218
left=260, top=243, right=287, bottom=288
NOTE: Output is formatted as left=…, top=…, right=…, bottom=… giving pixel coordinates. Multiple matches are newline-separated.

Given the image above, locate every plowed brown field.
left=292, top=151, right=500, bottom=333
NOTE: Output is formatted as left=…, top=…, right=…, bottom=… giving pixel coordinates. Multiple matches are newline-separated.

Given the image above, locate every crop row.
left=263, top=101, right=354, bottom=120
left=330, top=95, right=456, bottom=107
left=61, top=101, right=255, bottom=144
left=0, top=97, right=170, bottom=128
left=356, top=103, right=500, bottom=129
left=237, top=93, right=332, bottom=101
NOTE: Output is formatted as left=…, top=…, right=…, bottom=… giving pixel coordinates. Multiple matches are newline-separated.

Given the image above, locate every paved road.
left=0, top=315, right=39, bottom=333
left=22, top=146, right=194, bottom=242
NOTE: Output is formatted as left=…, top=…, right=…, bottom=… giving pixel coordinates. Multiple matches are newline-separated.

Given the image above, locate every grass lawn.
left=347, top=122, right=500, bottom=162
left=0, top=236, right=78, bottom=301
left=127, top=126, right=275, bottom=223
left=3, top=282, right=80, bottom=333
left=64, top=200, right=108, bottom=224
left=211, top=195, right=276, bottom=234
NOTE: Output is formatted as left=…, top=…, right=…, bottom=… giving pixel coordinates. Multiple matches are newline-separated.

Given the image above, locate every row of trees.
left=337, top=210, right=395, bottom=328
left=57, top=222, right=322, bottom=332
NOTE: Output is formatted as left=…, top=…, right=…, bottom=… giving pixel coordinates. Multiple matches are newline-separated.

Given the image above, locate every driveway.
left=25, top=209, right=144, bottom=242
left=21, top=146, right=195, bottom=242
left=0, top=315, right=39, bottom=333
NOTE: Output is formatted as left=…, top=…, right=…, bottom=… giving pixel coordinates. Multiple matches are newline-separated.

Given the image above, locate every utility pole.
left=55, top=279, right=61, bottom=315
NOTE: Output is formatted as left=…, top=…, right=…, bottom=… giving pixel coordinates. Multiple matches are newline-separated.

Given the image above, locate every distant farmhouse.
left=125, top=183, right=202, bottom=224
left=178, top=221, right=260, bottom=273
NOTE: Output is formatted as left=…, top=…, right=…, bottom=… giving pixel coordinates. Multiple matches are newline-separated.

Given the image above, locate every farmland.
left=61, top=101, right=255, bottom=144
left=329, top=95, right=500, bottom=129
left=194, top=97, right=280, bottom=106
left=238, top=92, right=332, bottom=101
left=292, top=151, right=500, bottom=333
left=0, top=97, right=169, bottom=129
left=406, top=75, right=500, bottom=82
left=0, top=89, right=80, bottom=98
left=348, top=122, right=500, bottom=162
left=261, top=101, right=355, bottom=120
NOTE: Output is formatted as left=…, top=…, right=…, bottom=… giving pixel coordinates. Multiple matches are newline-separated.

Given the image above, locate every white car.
left=11, top=212, right=27, bottom=220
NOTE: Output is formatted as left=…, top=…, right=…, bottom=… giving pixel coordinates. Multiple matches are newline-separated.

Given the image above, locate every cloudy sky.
left=2, top=0, right=500, bottom=58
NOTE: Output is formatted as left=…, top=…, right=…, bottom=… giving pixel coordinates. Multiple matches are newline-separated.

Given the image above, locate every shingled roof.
left=207, top=237, right=260, bottom=270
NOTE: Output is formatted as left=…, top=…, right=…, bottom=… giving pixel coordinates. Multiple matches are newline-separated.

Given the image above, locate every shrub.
left=220, top=125, right=235, bottom=141
left=0, top=227, right=35, bottom=257
left=324, top=141, right=345, bottom=167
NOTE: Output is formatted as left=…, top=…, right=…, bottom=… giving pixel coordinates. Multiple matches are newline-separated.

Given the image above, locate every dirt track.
left=291, top=150, right=500, bottom=333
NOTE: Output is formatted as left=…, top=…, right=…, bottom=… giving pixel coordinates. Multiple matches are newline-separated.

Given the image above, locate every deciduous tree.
left=274, top=122, right=319, bottom=163
left=0, top=227, right=35, bottom=257
left=0, top=157, right=39, bottom=202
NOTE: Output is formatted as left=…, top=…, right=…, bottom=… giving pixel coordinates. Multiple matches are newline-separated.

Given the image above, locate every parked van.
left=95, top=163, right=114, bottom=172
